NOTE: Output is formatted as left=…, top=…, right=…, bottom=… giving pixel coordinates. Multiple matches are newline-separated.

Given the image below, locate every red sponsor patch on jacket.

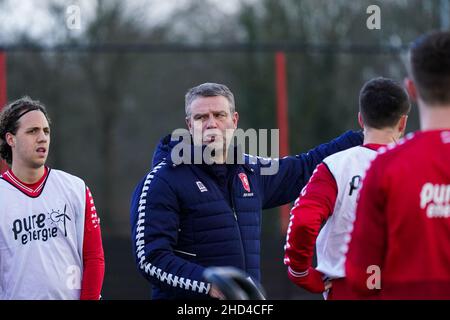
left=238, top=173, right=251, bottom=192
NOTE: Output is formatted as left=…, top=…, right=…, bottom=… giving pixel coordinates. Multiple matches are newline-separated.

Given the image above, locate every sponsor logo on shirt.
left=441, top=131, right=450, bottom=144
left=11, top=204, right=71, bottom=245
left=196, top=181, right=208, bottom=192
left=420, top=183, right=450, bottom=218
left=349, top=175, right=362, bottom=196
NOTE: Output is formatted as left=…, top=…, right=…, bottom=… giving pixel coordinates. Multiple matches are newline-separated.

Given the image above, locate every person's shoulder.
left=151, top=160, right=190, bottom=176
left=323, top=145, right=367, bottom=163
left=0, top=172, right=11, bottom=189
left=375, top=132, right=421, bottom=163
left=140, top=160, right=192, bottom=188
left=364, top=133, right=423, bottom=178
left=243, top=153, right=277, bottom=169
left=49, top=168, right=85, bottom=185
left=47, top=169, right=87, bottom=199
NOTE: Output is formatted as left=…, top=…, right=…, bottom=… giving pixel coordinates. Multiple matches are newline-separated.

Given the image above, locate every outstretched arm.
left=261, top=130, right=362, bottom=209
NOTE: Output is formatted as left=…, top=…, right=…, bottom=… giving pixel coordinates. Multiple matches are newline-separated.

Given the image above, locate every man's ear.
left=357, top=112, right=364, bottom=129
left=398, top=115, right=408, bottom=134
left=233, top=112, right=239, bottom=129
left=5, top=132, right=15, bottom=147
left=186, top=117, right=192, bottom=134
left=404, top=78, right=417, bottom=102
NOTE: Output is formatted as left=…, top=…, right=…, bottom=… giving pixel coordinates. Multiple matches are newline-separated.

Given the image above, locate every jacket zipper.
left=229, top=183, right=247, bottom=271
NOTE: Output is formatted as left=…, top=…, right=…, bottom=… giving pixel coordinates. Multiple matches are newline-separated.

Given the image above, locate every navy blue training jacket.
left=130, top=131, right=363, bottom=299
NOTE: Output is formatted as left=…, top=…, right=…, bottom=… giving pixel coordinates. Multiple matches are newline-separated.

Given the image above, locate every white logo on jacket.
left=196, top=181, right=208, bottom=192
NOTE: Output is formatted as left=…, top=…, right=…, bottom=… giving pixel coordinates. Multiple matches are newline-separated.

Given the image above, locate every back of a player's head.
left=0, top=96, right=51, bottom=164
left=409, top=31, right=450, bottom=106
left=359, top=77, right=410, bottom=129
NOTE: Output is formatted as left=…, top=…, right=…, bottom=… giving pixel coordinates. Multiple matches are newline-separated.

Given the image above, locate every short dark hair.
left=0, top=97, right=51, bottom=165
left=359, top=77, right=410, bottom=129
left=185, top=83, right=235, bottom=117
left=409, top=31, right=450, bottom=105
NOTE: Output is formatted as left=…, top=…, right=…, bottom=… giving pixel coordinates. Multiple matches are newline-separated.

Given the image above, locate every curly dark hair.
left=0, top=97, right=51, bottom=165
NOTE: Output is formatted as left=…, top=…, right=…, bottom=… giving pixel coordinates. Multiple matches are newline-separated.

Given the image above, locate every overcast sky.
left=0, top=0, right=94, bottom=43
left=0, top=0, right=244, bottom=44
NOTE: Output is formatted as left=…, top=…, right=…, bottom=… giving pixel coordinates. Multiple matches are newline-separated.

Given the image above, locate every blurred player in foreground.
left=345, top=31, right=450, bottom=299
left=0, top=97, right=105, bottom=299
left=284, top=77, right=410, bottom=299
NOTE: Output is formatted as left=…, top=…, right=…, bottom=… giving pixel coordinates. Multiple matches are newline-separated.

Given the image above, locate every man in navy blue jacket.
left=130, top=83, right=363, bottom=299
